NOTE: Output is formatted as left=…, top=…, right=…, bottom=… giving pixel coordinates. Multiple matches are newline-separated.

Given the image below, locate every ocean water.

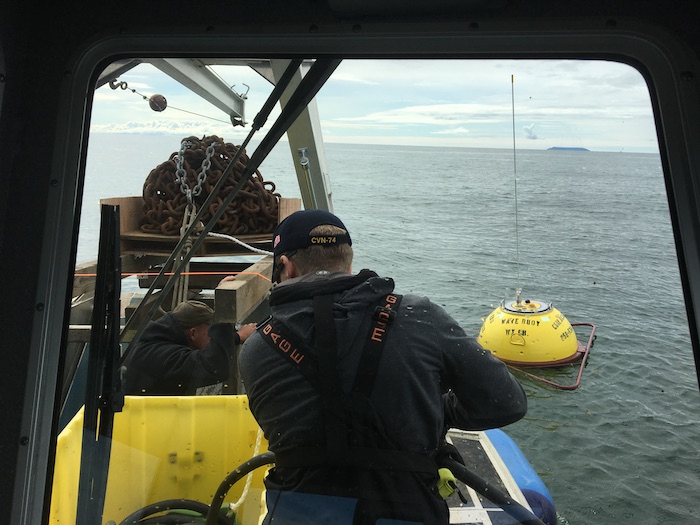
left=80, top=134, right=700, bottom=524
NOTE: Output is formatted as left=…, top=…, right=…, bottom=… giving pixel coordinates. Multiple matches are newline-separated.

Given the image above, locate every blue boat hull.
left=485, top=429, right=557, bottom=525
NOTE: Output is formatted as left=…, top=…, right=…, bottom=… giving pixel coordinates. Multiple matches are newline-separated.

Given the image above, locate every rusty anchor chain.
left=141, top=135, right=280, bottom=236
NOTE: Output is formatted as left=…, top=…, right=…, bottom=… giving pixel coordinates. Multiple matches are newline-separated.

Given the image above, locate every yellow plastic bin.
left=50, top=395, right=269, bottom=525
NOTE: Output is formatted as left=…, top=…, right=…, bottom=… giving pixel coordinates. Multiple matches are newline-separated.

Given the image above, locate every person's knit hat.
left=272, top=209, right=352, bottom=258
left=172, top=300, right=214, bottom=328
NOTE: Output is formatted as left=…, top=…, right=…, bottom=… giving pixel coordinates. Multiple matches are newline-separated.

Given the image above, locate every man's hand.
left=218, top=275, right=237, bottom=287
left=236, top=323, right=257, bottom=343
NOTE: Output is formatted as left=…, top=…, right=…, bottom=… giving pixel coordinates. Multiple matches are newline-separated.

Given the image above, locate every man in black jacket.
left=239, top=209, right=528, bottom=525
left=123, top=300, right=255, bottom=395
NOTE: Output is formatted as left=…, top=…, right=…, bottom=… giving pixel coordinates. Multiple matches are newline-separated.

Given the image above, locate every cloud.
left=89, top=120, right=249, bottom=140
left=90, top=59, right=660, bottom=153
left=321, top=120, right=400, bottom=130
left=431, top=127, right=470, bottom=135
left=523, top=123, right=538, bottom=140
left=329, top=71, right=380, bottom=85
left=336, top=104, right=507, bottom=127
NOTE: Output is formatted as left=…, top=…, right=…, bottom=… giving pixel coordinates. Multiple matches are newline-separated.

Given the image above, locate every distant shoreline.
left=88, top=133, right=664, bottom=154
left=547, top=146, right=590, bottom=151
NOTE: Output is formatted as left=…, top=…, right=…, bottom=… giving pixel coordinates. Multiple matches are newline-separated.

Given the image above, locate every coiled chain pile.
left=141, top=135, right=280, bottom=236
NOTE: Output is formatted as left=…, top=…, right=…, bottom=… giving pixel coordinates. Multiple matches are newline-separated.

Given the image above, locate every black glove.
left=435, top=440, right=465, bottom=468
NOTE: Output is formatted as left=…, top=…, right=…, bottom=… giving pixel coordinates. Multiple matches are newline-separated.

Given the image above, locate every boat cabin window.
left=52, top=57, right=697, bottom=525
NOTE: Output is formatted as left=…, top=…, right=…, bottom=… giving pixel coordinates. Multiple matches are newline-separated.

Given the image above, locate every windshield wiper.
left=76, top=203, right=123, bottom=525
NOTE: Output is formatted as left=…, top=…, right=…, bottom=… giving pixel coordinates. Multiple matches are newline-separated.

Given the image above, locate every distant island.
left=547, top=147, right=590, bottom=151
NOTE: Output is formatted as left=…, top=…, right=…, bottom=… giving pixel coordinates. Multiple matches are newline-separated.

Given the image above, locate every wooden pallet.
left=99, top=196, right=301, bottom=257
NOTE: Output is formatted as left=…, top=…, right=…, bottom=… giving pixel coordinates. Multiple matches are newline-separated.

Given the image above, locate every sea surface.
left=80, top=133, right=700, bottom=525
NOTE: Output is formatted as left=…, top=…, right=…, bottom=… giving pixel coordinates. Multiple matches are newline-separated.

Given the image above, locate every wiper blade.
left=76, top=204, right=122, bottom=524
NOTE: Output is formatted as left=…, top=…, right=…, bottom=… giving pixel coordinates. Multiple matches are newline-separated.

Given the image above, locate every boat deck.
left=447, top=430, right=533, bottom=525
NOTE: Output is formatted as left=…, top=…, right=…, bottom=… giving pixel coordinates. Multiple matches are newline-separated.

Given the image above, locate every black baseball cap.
left=272, top=209, right=352, bottom=258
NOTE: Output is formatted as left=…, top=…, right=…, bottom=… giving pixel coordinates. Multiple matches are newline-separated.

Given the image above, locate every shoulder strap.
left=353, top=293, right=403, bottom=398
left=257, top=293, right=435, bottom=473
left=257, top=316, right=319, bottom=386
left=313, top=294, right=348, bottom=463
left=257, top=293, right=403, bottom=396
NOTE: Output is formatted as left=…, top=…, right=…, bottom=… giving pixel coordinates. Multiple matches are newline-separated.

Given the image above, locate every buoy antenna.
left=512, top=74, right=522, bottom=298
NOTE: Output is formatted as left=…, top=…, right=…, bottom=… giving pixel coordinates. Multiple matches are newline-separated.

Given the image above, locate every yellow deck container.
left=50, top=395, right=269, bottom=525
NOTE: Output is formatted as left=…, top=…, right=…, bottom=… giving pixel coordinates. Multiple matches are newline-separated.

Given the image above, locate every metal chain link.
left=193, top=141, right=218, bottom=197
left=141, top=135, right=280, bottom=236
left=175, top=140, right=194, bottom=202
left=173, top=203, right=197, bottom=307
left=174, top=139, right=219, bottom=203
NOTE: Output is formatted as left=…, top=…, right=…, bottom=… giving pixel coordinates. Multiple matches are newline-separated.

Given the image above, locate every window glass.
left=55, top=58, right=698, bottom=525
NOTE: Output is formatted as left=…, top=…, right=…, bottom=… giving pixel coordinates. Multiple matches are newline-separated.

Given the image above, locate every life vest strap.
left=353, top=293, right=402, bottom=398
left=257, top=292, right=432, bottom=474
left=274, top=446, right=437, bottom=474
left=257, top=316, right=319, bottom=386
left=314, top=294, right=348, bottom=463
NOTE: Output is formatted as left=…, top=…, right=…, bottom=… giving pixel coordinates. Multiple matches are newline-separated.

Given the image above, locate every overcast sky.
left=91, top=59, right=659, bottom=153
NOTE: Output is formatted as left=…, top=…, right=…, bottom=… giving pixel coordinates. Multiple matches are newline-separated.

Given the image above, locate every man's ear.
left=280, top=254, right=300, bottom=280
left=186, top=327, right=196, bottom=343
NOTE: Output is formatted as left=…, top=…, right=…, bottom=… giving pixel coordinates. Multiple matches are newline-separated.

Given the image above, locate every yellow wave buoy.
left=478, top=297, right=581, bottom=367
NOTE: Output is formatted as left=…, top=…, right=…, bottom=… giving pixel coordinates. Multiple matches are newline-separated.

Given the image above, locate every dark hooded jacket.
left=239, top=269, right=527, bottom=523
left=123, top=312, right=235, bottom=395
